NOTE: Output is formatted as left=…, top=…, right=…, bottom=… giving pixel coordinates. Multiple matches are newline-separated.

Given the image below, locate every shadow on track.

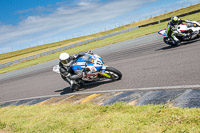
left=55, top=80, right=120, bottom=95
left=82, top=80, right=115, bottom=90
left=55, top=87, right=72, bottom=95
left=156, top=39, right=200, bottom=51
left=156, top=45, right=177, bottom=51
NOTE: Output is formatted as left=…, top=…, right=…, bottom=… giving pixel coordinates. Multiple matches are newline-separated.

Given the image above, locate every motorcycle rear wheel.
left=163, top=37, right=178, bottom=46
left=71, top=84, right=80, bottom=91
left=104, top=67, right=122, bottom=80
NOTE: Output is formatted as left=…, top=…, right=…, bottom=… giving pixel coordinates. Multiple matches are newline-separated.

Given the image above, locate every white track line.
left=1, top=85, right=200, bottom=104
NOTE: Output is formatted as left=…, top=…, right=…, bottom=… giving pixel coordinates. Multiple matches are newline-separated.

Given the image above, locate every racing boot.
left=70, top=80, right=80, bottom=91
left=172, top=35, right=180, bottom=46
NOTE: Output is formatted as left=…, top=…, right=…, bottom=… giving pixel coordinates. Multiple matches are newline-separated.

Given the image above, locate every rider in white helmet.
left=59, top=52, right=71, bottom=66
left=59, top=52, right=85, bottom=81
left=59, top=50, right=94, bottom=82
left=167, top=16, right=191, bottom=45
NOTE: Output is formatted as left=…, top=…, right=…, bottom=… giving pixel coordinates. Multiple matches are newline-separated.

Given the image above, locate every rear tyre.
left=163, top=37, right=177, bottom=46
left=105, top=67, right=122, bottom=80
left=71, top=84, right=80, bottom=91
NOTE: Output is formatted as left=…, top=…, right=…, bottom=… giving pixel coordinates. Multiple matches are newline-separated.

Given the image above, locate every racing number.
left=96, top=60, right=103, bottom=65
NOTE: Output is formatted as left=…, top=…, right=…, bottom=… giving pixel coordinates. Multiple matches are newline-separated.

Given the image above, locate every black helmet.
left=171, top=16, right=179, bottom=24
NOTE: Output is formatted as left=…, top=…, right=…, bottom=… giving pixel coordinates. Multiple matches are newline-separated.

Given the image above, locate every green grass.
left=0, top=103, right=200, bottom=133
left=0, top=3, right=200, bottom=65
left=0, top=11, right=200, bottom=74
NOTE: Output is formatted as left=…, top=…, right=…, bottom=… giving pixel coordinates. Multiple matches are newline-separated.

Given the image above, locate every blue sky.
left=0, top=0, right=199, bottom=53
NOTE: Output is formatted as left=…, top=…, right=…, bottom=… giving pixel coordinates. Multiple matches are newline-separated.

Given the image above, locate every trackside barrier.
left=0, top=8, right=200, bottom=69
left=139, top=9, right=200, bottom=28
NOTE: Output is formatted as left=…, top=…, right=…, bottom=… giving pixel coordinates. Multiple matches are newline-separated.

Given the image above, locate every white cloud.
left=5, top=0, right=197, bottom=53
left=16, top=5, right=54, bottom=15
left=1, top=0, right=157, bottom=52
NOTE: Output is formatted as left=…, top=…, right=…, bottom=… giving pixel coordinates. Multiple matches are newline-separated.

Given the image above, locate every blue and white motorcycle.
left=158, top=20, right=200, bottom=46
left=53, top=53, right=122, bottom=91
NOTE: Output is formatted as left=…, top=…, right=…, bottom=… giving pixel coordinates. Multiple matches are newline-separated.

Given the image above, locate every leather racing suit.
left=59, top=51, right=94, bottom=83
left=59, top=52, right=85, bottom=83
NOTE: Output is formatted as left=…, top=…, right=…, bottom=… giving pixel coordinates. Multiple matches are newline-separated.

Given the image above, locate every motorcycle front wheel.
left=104, top=67, right=122, bottom=80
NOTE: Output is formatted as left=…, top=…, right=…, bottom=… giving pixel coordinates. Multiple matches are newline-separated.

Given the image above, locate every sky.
left=0, top=0, right=200, bottom=53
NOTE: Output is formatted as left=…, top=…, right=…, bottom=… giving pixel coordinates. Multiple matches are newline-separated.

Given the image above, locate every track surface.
left=0, top=33, right=200, bottom=102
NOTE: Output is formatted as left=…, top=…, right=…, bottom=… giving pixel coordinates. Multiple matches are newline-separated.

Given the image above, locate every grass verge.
left=0, top=11, right=200, bottom=74
left=0, top=103, right=200, bottom=133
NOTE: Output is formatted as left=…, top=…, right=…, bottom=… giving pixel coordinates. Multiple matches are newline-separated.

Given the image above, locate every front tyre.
left=105, top=67, right=122, bottom=80
left=197, top=30, right=200, bottom=38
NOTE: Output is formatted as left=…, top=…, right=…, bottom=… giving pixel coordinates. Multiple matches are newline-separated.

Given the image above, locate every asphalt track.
left=0, top=33, right=200, bottom=103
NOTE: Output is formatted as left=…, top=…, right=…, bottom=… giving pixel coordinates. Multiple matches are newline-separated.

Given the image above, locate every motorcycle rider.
left=59, top=50, right=94, bottom=87
left=167, top=16, right=191, bottom=45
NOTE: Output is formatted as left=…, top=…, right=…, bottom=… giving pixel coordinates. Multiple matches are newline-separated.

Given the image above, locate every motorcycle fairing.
left=72, top=54, right=104, bottom=72
left=72, top=58, right=86, bottom=71
left=101, top=65, right=106, bottom=71
left=158, top=29, right=167, bottom=37
left=177, top=24, right=188, bottom=33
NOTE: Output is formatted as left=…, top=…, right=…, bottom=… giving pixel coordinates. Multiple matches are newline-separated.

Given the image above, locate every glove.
left=73, top=52, right=85, bottom=59
left=85, top=50, right=94, bottom=55
left=185, top=20, right=193, bottom=23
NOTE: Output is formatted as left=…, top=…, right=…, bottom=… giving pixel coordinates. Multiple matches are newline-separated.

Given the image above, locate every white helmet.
left=59, top=52, right=70, bottom=65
